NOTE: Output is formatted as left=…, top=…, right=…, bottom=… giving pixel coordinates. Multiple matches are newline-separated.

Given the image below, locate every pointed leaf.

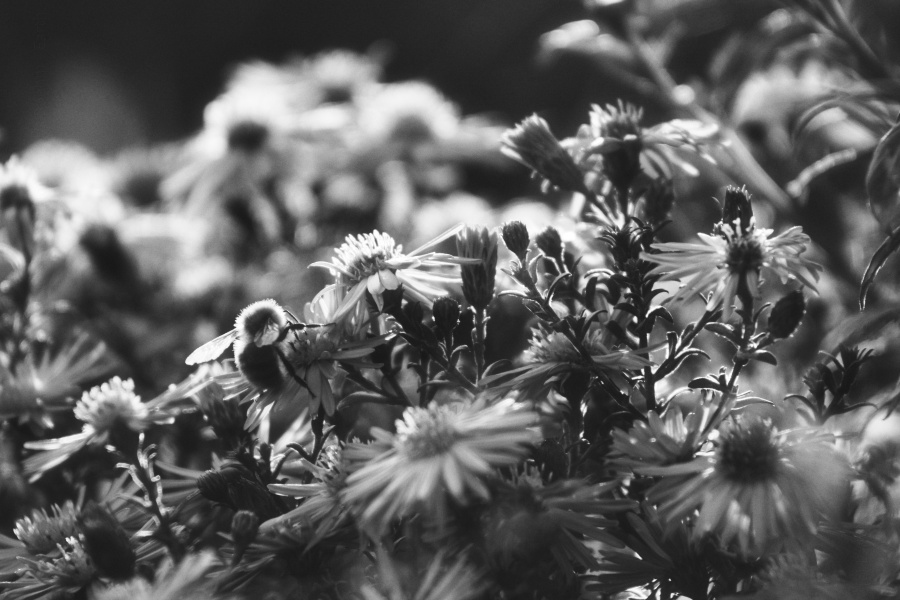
left=860, top=226, right=900, bottom=309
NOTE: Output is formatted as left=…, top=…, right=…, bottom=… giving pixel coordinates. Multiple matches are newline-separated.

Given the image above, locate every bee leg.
left=274, top=348, right=314, bottom=396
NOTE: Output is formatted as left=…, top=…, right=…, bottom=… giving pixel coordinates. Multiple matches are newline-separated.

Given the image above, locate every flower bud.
left=78, top=502, right=136, bottom=580
left=432, top=296, right=461, bottom=341
left=767, top=290, right=805, bottom=339
left=501, top=220, right=530, bottom=261
left=590, top=102, right=644, bottom=191
left=0, top=177, right=36, bottom=259
left=636, top=177, right=675, bottom=225
left=534, top=226, right=564, bottom=263
left=456, top=225, right=498, bottom=310
left=501, top=115, right=588, bottom=194
left=231, top=510, right=260, bottom=548
left=720, top=185, right=754, bottom=233
left=197, top=469, right=231, bottom=504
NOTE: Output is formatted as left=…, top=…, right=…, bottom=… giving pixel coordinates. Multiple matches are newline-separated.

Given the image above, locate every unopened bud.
left=432, top=296, right=461, bottom=340
left=456, top=225, right=498, bottom=310
left=720, top=185, right=754, bottom=233
left=78, top=502, right=136, bottom=580
left=501, top=220, right=531, bottom=261
left=231, top=510, right=260, bottom=547
left=767, top=290, right=805, bottom=339
left=197, top=469, right=230, bottom=504
left=501, top=115, right=588, bottom=194
left=590, top=102, right=644, bottom=191
left=534, top=226, right=564, bottom=262
left=637, top=177, right=674, bottom=225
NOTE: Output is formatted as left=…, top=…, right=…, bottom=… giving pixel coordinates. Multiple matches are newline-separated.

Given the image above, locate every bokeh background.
left=0, top=0, right=788, bottom=155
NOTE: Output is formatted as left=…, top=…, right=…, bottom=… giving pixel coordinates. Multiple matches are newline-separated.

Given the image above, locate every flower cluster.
left=1, top=11, right=899, bottom=599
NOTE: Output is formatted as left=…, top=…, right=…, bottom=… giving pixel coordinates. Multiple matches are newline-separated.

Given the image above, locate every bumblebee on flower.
left=207, top=290, right=386, bottom=425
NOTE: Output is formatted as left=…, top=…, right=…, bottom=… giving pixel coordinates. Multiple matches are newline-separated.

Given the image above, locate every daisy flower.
left=311, top=226, right=476, bottom=321
left=644, top=416, right=851, bottom=556
left=342, top=397, right=540, bottom=532
left=642, top=213, right=820, bottom=318
left=23, top=377, right=177, bottom=480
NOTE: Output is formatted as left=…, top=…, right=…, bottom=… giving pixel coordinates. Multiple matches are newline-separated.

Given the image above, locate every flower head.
left=358, top=81, right=460, bottom=146
left=486, top=324, right=652, bottom=399
left=642, top=210, right=820, bottom=318
left=502, top=114, right=589, bottom=194
left=92, top=551, right=220, bottom=600
left=342, top=398, right=539, bottom=531
left=3, top=536, right=95, bottom=600
left=312, top=226, right=475, bottom=321
left=608, top=400, right=725, bottom=473
left=23, top=377, right=177, bottom=480
left=13, top=501, right=80, bottom=555
left=456, top=224, right=498, bottom=309
left=646, top=417, right=851, bottom=556
left=570, top=101, right=719, bottom=184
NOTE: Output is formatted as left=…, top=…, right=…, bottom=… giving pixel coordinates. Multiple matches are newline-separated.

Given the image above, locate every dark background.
left=0, top=0, right=597, bottom=155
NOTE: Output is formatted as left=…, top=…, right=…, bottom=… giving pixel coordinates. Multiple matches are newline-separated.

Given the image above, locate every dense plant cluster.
left=2, top=1, right=900, bottom=599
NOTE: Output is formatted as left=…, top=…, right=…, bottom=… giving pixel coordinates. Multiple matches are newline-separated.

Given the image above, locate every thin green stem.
left=472, top=307, right=487, bottom=383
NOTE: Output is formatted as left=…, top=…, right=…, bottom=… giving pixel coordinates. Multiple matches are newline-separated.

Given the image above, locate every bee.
left=186, top=299, right=320, bottom=390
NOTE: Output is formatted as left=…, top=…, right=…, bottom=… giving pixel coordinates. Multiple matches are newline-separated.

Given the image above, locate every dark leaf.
left=866, top=121, right=900, bottom=232
left=859, top=226, right=900, bottom=309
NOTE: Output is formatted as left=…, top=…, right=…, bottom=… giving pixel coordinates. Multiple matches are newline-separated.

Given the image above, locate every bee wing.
left=185, top=329, right=239, bottom=365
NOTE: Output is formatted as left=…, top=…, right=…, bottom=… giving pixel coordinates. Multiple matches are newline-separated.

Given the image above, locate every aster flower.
left=357, top=81, right=461, bottom=147
left=21, top=140, right=110, bottom=196
left=483, top=477, right=633, bottom=574
left=643, top=417, right=851, bottom=556
left=584, top=503, right=709, bottom=599
left=161, top=85, right=306, bottom=258
left=569, top=101, right=719, bottom=184
left=23, top=377, right=177, bottom=480
left=266, top=444, right=350, bottom=547
left=1, top=535, right=95, bottom=600
left=642, top=216, right=821, bottom=318
left=485, top=323, right=653, bottom=398
left=0, top=157, right=56, bottom=259
left=342, top=398, right=540, bottom=531
left=607, top=394, right=733, bottom=474
left=0, top=330, right=121, bottom=424
left=301, top=49, right=383, bottom=105
left=92, top=551, right=222, bottom=600
left=361, top=550, right=486, bottom=600
left=311, top=226, right=477, bottom=321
